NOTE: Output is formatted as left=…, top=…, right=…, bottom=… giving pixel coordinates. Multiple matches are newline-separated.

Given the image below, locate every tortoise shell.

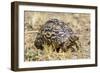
left=34, top=19, right=79, bottom=52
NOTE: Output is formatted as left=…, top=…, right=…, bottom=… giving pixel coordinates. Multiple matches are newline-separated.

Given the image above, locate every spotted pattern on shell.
left=34, top=19, right=80, bottom=52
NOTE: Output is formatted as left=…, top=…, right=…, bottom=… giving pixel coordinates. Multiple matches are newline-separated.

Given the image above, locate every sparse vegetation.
left=24, top=11, right=90, bottom=61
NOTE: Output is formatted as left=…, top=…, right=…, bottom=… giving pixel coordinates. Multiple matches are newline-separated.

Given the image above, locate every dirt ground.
left=24, top=11, right=90, bottom=61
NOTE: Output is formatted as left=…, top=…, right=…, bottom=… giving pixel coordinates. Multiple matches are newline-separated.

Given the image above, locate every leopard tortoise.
left=34, top=19, right=81, bottom=52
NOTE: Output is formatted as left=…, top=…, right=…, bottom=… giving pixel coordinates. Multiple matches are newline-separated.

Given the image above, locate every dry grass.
left=24, top=11, right=90, bottom=61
